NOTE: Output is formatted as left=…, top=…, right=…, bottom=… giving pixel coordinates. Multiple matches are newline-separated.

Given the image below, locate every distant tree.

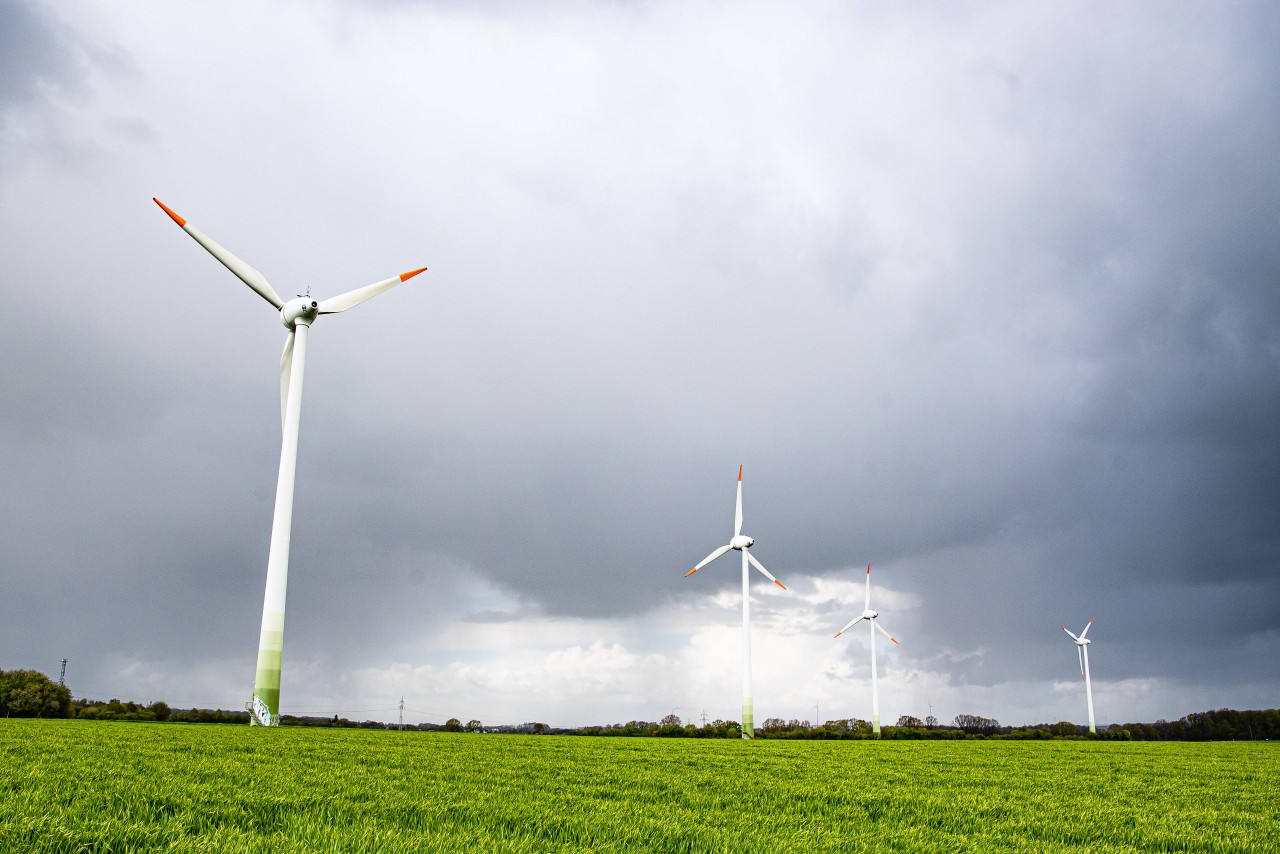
left=659, top=713, right=681, bottom=727
left=762, top=717, right=786, bottom=732
left=149, top=701, right=172, bottom=722
left=157, top=706, right=247, bottom=724
left=954, top=714, right=1001, bottom=734
left=0, top=670, right=72, bottom=718
left=896, top=715, right=924, bottom=728
left=1050, top=721, right=1079, bottom=737
left=925, top=715, right=938, bottom=728
left=1000, top=727, right=1051, bottom=740
left=466, top=719, right=482, bottom=732
left=444, top=717, right=463, bottom=732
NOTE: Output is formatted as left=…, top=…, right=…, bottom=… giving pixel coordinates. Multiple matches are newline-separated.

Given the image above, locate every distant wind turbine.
left=684, top=466, right=787, bottom=740
left=1061, top=618, right=1097, bottom=734
left=834, top=564, right=899, bottom=738
left=154, top=198, right=426, bottom=727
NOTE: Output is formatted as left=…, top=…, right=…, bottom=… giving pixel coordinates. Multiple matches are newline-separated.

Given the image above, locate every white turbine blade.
left=1077, top=644, right=1085, bottom=678
left=1079, top=617, right=1095, bottom=639
left=154, top=198, right=284, bottom=310
left=685, top=544, right=731, bottom=577
left=734, top=465, right=743, bottom=537
left=279, top=331, right=295, bottom=429
left=864, top=563, right=872, bottom=610
left=745, top=551, right=786, bottom=590
left=834, top=615, right=865, bottom=637
left=316, top=267, right=427, bottom=314
left=873, top=620, right=899, bottom=645
left=1060, top=625, right=1079, bottom=641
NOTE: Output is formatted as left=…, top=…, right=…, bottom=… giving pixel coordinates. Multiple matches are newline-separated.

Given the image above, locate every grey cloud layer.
left=1, top=0, right=1277, bottom=722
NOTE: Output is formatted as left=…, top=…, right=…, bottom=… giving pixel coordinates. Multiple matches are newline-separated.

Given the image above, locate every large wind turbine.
left=154, top=198, right=426, bottom=727
left=1061, top=618, right=1097, bottom=734
left=684, top=466, right=787, bottom=740
left=834, top=564, right=899, bottom=738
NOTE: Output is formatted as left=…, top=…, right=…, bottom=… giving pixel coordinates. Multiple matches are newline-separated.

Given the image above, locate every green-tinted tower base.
left=251, top=613, right=285, bottom=726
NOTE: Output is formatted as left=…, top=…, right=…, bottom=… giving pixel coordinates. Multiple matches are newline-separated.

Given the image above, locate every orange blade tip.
left=153, top=198, right=186, bottom=227
left=737, top=464, right=743, bottom=481
left=834, top=632, right=842, bottom=638
left=891, top=637, right=899, bottom=645
left=400, top=267, right=428, bottom=282
left=684, top=567, right=698, bottom=577
left=774, top=579, right=786, bottom=590
left=866, top=564, right=871, bottom=574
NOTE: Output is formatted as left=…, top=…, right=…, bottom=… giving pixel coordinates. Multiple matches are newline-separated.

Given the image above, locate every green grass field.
left=1, top=720, right=1276, bottom=853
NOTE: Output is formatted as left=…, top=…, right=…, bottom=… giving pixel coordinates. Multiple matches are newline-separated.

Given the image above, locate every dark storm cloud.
left=0, top=0, right=84, bottom=113
left=1, top=0, right=1277, bottom=724
left=269, top=0, right=1280, bottom=689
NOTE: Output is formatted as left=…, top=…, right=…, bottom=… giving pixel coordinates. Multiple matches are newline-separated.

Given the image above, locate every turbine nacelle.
left=862, top=609, right=878, bottom=620
left=730, top=534, right=755, bottom=550
left=281, top=297, right=319, bottom=330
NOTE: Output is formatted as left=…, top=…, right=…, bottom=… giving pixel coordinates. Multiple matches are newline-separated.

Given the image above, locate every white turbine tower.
left=684, top=465, right=787, bottom=740
left=834, top=564, right=899, bottom=738
left=154, top=198, right=427, bottom=727
left=1061, top=618, right=1097, bottom=734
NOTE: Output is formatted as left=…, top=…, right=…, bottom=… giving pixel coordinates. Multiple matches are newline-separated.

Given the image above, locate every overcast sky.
left=2, top=0, right=1277, bottom=729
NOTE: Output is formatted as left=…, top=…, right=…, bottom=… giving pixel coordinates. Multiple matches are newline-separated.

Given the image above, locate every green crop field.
left=1, top=721, right=1276, bottom=853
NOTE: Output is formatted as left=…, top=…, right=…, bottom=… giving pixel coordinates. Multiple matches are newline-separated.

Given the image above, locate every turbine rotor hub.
left=731, top=534, right=754, bottom=550
left=281, top=296, right=319, bottom=329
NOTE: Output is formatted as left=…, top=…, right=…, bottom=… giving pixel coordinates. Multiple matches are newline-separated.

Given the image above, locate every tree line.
left=3, top=669, right=1276, bottom=740
left=562, top=710, right=1280, bottom=740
